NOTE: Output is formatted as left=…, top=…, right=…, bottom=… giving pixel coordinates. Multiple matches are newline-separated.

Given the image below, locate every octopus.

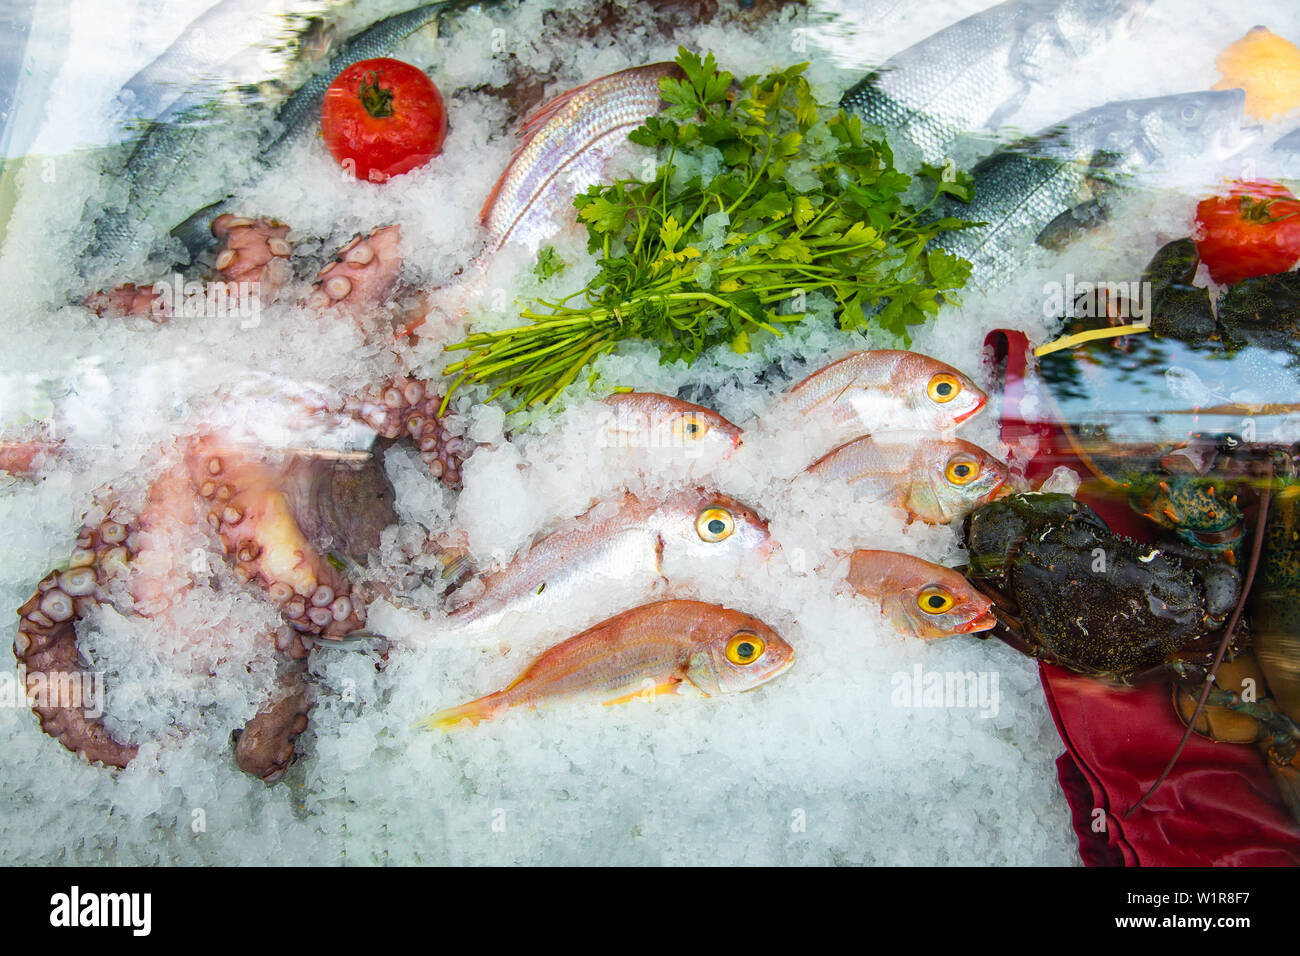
left=12, top=214, right=470, bottom=782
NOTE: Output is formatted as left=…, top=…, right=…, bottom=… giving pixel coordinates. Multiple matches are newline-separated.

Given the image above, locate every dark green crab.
left=961, top=492, right=1243, bottom=684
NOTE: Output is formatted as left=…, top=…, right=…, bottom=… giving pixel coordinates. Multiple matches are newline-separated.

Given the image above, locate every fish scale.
left=479, top=62, right=681, bottom=256
left=839, top=0, right=1147, bottom=165
left=928, top=89, right=1251, bottom=292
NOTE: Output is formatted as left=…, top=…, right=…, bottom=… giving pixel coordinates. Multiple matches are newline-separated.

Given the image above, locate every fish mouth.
left=769, top=650, right=797, bottom=678
left=953, top=396, right=987, bottom=425
left=958, top=611, right=998, bottom=634
left=984, top=474, right=1009, bottom=502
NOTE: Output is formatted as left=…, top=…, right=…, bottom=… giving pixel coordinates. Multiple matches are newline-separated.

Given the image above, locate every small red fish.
left=780, top=350, right=986, bottom=435
left=600, top=392, right=743, bottom=454
left=846, top=550, right=995, bottom=640
left=421, top=600, right=796, bottom=729
left=804, top=432, right=1008, bottom=524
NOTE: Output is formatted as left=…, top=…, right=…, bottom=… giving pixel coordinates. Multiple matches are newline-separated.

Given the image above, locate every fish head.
left=1054, top=0, right=1151, bottom=56
left=684, top=611, right=796, bottom=696
left=914, top=440, right=1009, bottom=524
left=846, top=550, right=996, bottom=639
left=1089, top=90, right=1255, bottom=167
left=600, top=392, right=743, bottom=457
left=1153, top=89, right=1255, bottom=161
left=885, top=569, right=996, bottom=640
left=900, top=353, right=987, bottom=429
left=655, top=489, right=773, bottom=577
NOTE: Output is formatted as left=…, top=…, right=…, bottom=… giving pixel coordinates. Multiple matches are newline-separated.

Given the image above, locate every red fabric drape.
left=988, top=330, right=1300, bottom=866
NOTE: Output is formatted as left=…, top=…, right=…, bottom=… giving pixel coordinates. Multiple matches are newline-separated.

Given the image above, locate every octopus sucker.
left=346, top=375, right=468, bottom=489
left=181, top=436, right=367, bottom=638
left=209, top=214, right=293, bottom=292
left=308, top=224, right=404, bottom=315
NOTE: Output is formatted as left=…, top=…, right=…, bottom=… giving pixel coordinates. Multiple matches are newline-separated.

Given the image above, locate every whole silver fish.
left=839, top=0, right=1148, bottom=165
left=930, top=89, right=1253, bottom=292
left=442, top=489, right=772, bottom=636
left=478, top=62, right=681, bottom=257
left=90, top=0, right=494, bottom=271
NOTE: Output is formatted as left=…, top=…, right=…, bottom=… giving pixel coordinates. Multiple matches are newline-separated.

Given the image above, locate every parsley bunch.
left=443, top=49, right=976, bottom=410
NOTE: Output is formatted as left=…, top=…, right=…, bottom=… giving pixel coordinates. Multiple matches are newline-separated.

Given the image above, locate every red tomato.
left=1193, top=179, right=1300, bottom=285
left=320, top=57, right=446, bottom=183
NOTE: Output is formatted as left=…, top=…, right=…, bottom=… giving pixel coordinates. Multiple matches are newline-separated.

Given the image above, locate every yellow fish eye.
left=927, top=373, right=961, bottom=404
left=725, top=631, right=765, bottom=665
left=917, top=587, right=956, bottom=614
left=673, top=413, right=710, bottom=441
left=696, top=507, right=735, bottom=542
left=945, top=457, right=981, bottom=485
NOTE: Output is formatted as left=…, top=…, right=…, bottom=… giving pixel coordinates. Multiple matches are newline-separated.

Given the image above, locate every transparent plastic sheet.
left=996, top=328, right=1300, bottom=867
left=2, top=0, right=1299, bottom=868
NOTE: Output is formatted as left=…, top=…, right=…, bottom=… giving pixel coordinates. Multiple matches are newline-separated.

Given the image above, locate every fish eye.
left=725, top=631, right=765, bottom=665
left=673, top=413, right=710, bottom=441
left=1180, top=105, right=1200, bottom=123
left=945, top=457, right=981, bottom=485
left=917, top=587, right=955, bottom=615
left=696, top=507, right=735, bottom=542
left=927, top=373, right=961, bottom=404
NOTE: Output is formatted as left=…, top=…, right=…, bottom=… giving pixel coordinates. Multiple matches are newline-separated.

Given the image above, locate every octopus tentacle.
left=84, top=282, right=168, bottom=321
left=14, top=517, right=139, bottom=768
left=87, top=213, right=293, bottom=320
left=0, top=426, right=62, bottom=477
left=305, top=224, right=405, bottom=314
left=347, top=375, right=468, bottom=489
left=232, top=662, right=313, bottom=784
left=183, top=436, right=367, bottom=637
left=210, top=213, right=293, bottom=294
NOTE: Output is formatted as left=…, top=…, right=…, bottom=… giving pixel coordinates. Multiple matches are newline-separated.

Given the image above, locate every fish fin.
left=1035, top=198, right=1112, bottom=252
left=416, top=692, right=502, bottom=732
left=601, top=678, right=682, bottom=707
left=478, top=156, right=515, bottom=225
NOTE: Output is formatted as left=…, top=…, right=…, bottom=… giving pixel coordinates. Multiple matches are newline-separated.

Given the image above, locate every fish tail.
left=417, top=691, right=504, bottom=732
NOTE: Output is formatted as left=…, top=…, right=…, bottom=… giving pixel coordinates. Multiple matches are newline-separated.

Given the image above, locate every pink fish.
left=780, top=350, right=986, bottom=435
left=804, top=433, right=1007, bottom=524
left=846, top=550, right=995, bottom=640
left=479, top=63, right=682, bottom=256
left=422, top=600, right=795, bottom=729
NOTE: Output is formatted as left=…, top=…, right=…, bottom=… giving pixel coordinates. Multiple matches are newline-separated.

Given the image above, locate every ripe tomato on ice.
left=320, top=57, right=447, bottom=182
left=1193, top=180, right=1300, bottom=284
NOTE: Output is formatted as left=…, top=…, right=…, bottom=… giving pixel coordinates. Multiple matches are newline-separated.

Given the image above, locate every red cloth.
left=988, top=329, right=1300, bottom=866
